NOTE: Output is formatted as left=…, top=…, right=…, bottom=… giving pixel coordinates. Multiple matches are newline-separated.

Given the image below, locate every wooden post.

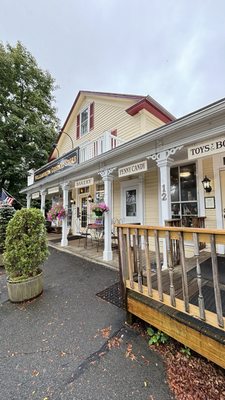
left=178, top=231, right=189, bottom=313
left=210, top=234, right=224, bottom=328
left=154, top=229, right=163, bottom=301
left=166, top=231, right=176, bottom=307
left=144, top=230, right=152, bottom=297
left=126, top=228, right=134, bottom=289
left=134, top=228, right=143, bottom=293
left=193, top=232, right=205, bottom=320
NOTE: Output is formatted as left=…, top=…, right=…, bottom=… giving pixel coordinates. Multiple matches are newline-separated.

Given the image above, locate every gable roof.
left=49, top=90, right=175, bottom=160
left=126, top=95, right=175, bottom=123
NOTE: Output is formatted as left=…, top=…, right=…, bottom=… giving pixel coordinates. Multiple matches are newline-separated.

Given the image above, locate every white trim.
left=120, top=177, right=144, bottom=224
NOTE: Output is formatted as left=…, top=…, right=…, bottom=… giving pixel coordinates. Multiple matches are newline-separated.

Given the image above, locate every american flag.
left=0, top=189, right=14, bottom=206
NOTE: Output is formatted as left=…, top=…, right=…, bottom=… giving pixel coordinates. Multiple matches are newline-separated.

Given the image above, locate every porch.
left=116, top=224, right=225, bottom=369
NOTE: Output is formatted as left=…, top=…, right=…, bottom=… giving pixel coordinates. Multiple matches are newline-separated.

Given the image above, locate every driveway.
left=0, top=247, right=173, bottom=400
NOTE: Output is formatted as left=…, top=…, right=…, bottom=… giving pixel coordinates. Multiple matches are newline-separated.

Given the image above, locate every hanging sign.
left=188, top=137, right=225, bottom=160
left=118, top=160, right=147, bottom=177
left=34, top=148, right=79, bottom=182
left=75, top=178, right=94, bottom=188
left=31, top=192, right=40, bottom=199
left=48, top=186, right=59, bottom=194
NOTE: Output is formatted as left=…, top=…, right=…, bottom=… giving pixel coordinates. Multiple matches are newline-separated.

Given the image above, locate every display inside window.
left=126, top=189, right=136, bottom=217
left=80, top=108, right=89, bottom=135
left=95, top=183, right=104, bottom=202
left=171, top=164, right=198, bottom=219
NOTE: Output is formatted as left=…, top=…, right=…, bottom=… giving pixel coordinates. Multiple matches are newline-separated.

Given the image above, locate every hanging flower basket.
left=47, top=204, right=66, bottom=222
left=91, top=202, right=109, bottom=217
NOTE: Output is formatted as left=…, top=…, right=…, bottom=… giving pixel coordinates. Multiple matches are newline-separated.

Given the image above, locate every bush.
left=4, top=208, right=49, bottom=280
left=0, top=205, right=16, bottom=253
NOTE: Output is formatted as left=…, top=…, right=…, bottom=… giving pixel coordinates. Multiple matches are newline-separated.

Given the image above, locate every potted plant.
left=47, top=203, right=66, bottom=233
left=91, top=202, right=109, bottom=224
left=3, top=208, right=49, bottom=302
left=0, top=205, right=15, bottom=267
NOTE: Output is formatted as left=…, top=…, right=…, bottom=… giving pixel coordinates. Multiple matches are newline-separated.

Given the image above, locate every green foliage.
left=147, top=326, right=169, bottom=346
left=0, top=205, right=15, bottom=252
left=180, top=346, right=191, bottom=358
left=4, top=208, right=49, bottom=280
left=0, top=41, right=59, bottom=202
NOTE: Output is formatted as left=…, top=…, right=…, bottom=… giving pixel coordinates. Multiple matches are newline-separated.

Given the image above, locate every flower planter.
left=95, top=217, right=103, bottom=225
left=7, top=271, right=43, bottom=303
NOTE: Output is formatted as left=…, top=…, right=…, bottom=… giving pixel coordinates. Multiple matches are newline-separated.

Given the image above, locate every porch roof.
left=21, top=96, right=225, bottom=195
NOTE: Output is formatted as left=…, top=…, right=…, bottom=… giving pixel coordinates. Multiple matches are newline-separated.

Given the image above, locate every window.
left=126, top=189, right=137, bottom=217
left=95, top=183, right=104, bottom=202
left=80, top=107, right=89, bottom=136
left=76, top=102, right=94, bottom=140
left=170, top=163, right=198, bottom=219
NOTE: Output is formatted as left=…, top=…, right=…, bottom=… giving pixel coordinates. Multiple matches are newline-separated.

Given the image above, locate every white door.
left=121, top=180, right=143, bottom=224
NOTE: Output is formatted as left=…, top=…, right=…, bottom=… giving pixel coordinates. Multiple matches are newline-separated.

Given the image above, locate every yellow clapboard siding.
left=203, top=157, right=217, bottom=229
left=57, top=95, right=166, bottom=155
left=144, top=169, right=159, bottom=226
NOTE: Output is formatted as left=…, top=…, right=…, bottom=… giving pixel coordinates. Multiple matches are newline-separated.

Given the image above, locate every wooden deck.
left=116, top=224, right=225, bottom=369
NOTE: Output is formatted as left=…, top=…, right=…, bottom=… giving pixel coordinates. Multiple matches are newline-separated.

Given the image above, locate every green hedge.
left=4, top=208, right=49, bottom=280
left=0, top=205, right=15, bottom=253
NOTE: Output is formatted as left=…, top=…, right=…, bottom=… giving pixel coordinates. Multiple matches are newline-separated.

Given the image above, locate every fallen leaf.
left=32, top=370, right=39, bottom=377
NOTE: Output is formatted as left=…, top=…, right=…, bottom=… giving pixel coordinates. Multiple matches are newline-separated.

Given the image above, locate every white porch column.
left=148, top=146, right=183, bottom=268
left=40, top=189, right=47, bottom=216
left=157, top=157, right=173, bottom=226
left=61, top=182, right=69, bottom=247
left=27, top=194, right=31, bottom=209
left=99, top=168, right=116, bottom=261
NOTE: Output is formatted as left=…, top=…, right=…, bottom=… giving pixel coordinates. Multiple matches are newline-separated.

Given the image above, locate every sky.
left=1, top=0, right=225, bottom=126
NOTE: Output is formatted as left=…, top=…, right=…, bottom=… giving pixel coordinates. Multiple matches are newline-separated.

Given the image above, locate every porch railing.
left=116, top=224, right=225, bottom=331
left=79, top=131, right=124, bottom=163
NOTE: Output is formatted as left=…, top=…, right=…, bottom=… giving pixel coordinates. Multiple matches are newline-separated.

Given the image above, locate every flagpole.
left=3, top=188, right=25, bottom=207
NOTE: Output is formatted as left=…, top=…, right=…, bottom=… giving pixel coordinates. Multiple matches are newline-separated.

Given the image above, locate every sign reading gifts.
left=75, top=178, right=94, bottom=188
left=188, top=137, right=225, bottom=160
left=118, top=160, right=147, bottom=177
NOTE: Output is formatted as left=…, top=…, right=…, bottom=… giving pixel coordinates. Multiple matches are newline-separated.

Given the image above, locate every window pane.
left=180, top=164, right=197, bottom=201
left=81, top=108, right=88, bottom=123
left=171, top=203, right=180, bottom=218
left=126, top=189, right=136, bottom=217
left=170, top=167, right=179, bottom=202
left=81, top=108, right=89, bottom=135
left=181, top=202, right=198, bottom=216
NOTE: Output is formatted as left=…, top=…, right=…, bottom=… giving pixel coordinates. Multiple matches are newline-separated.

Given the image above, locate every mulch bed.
left=131, top=321, right=225, bottom=400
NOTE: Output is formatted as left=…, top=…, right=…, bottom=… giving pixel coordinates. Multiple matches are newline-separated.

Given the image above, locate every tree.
left=0, top=42, right=59, bottom=203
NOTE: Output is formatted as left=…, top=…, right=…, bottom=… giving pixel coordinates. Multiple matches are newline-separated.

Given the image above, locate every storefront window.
left=126, top=189, right=137, bottom=217
left=170, top=163, right=198, bottom=219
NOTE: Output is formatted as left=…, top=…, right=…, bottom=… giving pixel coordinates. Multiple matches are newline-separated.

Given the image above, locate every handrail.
left=116, top=224, right=225, bottom=330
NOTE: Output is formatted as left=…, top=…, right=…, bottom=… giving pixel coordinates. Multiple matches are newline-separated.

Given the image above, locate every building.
left=22, top=91, right=225, bottom=262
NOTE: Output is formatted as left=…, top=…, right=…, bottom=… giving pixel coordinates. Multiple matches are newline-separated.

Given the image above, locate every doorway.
left=79, top=195, right=89, bottom=229
left=121, top=179, right=144, bottom=224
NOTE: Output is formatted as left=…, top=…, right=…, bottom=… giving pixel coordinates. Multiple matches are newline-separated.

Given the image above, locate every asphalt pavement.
left=0, top=247, right=174, bottom=400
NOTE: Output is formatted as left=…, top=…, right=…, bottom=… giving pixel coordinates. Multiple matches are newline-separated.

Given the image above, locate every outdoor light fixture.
left=88, top=194, right=93, bottom=202
left=202, top=176, right=212, bottom=193
left=60, top=130, right=74, bottom=149
left=70, top=199, right=76, bottom=205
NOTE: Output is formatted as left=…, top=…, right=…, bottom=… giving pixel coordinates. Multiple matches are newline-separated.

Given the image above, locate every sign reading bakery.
left=75, top=178, right=94, bottom=188
left=34, top=148, right=79, bottom=182
left=118, top=160, right=147, bottom=177
left=188, top=137, right=225, bottom=160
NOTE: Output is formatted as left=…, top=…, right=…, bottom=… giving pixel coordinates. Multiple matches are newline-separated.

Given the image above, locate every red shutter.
left=90, top=102, right=94, bottom=130
left=76, top=114, right=80, bottom=140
